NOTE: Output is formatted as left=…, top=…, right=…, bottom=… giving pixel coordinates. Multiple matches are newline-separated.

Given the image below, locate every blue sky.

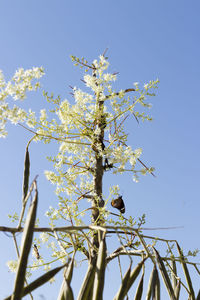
left=0, top=1, right=200, bottom=299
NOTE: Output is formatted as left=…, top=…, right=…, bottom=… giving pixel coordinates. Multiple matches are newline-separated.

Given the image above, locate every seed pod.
left=33, top=244, right=40, bottom=260
left=22, top=146, right=30, bottom=203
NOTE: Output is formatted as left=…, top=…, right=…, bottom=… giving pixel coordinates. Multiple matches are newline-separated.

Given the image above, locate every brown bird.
left=111, top=196, right=125, bottom=214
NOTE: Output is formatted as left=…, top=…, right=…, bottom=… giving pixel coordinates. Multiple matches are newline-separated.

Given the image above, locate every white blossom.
left=129, top=156, right=137, bottom=167
left=118, top=90, right=125, bottom=98
left=57, top=100, right=70, bottom=124
left=84, top=74, right=98, bottom=91
left=134, top=148, right=142, bottom=158
left=40, top=232, right=49, bottom=243
left=0, top=66, right=44, bottom=136
left=103, top=73, right=117, bottom=82
left=0, top=70, right=5, bottom=88
left=7, top=260, right=18, bottom=273
left=40, top=109, right=47, bottom=122
left=99, top=55, right=109, bottom=70
left=26, top=109, right=36, bottom=128
left=94, top=127, right=101, bottom=135
left=45, top=171, right=62, bottom=185
left=0, top=55, right=158, bottom=245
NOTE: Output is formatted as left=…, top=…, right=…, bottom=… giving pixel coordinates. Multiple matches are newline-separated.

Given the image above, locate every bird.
left=111, top=196, right=125, bottom=214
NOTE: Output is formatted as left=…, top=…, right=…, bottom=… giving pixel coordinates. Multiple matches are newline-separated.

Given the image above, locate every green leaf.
left=176, top=243, right=195, bottom=300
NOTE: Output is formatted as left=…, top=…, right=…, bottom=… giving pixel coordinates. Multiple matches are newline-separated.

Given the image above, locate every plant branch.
left=104, top=88, right=136, bottom=101
left=18, top=123, right=90, bottom=146
left=0, top=225, right=184, bottom=234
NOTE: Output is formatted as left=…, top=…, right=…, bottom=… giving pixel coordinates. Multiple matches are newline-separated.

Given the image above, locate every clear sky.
left=0, top=1, right=200, bottom=299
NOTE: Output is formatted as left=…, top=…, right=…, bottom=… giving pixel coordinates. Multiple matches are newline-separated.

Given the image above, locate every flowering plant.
left=2, top=54, right=199, bottom=300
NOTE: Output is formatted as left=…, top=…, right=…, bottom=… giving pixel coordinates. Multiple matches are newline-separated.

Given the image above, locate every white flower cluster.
left=74, top=88, right=93, bottom=105
left=129, top=148, right=142, bottom=167
left=44, top=170, right=63, bottom=185
left=0, top=66, right=44, bottom=137
left=1, top=67, right=44, bottom=101
left=0, top=71, right=5, bottom=88
left=57, top=100, right=71, bottom=125
left=103, top=73, right=117, bottom=82
left=40, top=232, right=49, bottom=243
left=0, top=54, right=159, bottom=267
left=40, top=109, right=47, bottom=123
left=42, top=55, right=158, bottom=212
left=1, top=105, right=26, bottom=125
left=110, top=145, right=142, bottom=172
left=7, top=260, right=18, bottom=273
left=93, top=55, right=109, bottom=72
